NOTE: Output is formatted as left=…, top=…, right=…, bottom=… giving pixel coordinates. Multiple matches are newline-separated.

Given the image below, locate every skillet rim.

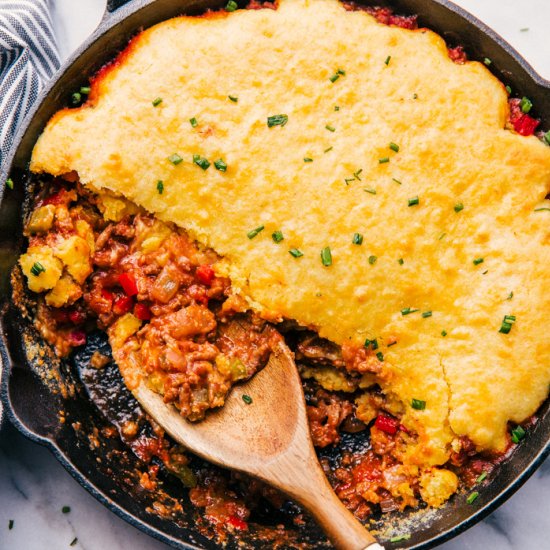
left=1, top=1, right=549, bottom=549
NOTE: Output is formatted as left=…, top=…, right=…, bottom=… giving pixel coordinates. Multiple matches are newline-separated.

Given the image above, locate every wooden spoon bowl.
left=134, top=341, right=383, bottom=550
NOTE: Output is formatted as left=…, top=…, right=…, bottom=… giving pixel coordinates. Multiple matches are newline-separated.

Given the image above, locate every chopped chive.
left=390, top=534, right=410, bottom=543
left=325, top=124, right=336, bottom=132
left=520, top=96, right=533, bottom=114
left=397, top=258, right=404, bottom=265
left=320, top=247, right=332, bottom=266
left=214, top=159, right=228, bottom=172
left=228, top=95, right=238, bottom=102
left=387, top=341, right=397, bottom=347
left=364, top=338, right=378, bottom=351
left=70, top=92, right=81, bottom=105
left=168, top=153, right=183, bottom=165
left=189, top=117, right=198, bottom=127
left=507, top=291, right=514, bottom=300
left=247, top=225, right=264, bottom=239
left=344, top=178, right=355, bottom=185
left=225, top=0, right=238, bottom=11
left=473, top=257, right=484, bottom=265
left=441, top=330, right=448, bottom=337
left=454, top=202, right=464, bottom=213
left=368, top=255, right=377, bottom=265
left=272, top=230, right=284, bottom=243
left=328, top=69, right=346, bottom=83
left=267, top=114, right=288, bottom=127
left=520, top=27, right=529, bottom=32
left=379, top=157, right=390, bottom=164
left=412, top=398, right=426, bottom=410
left=80, top=86, right=91, bottom=95
left=156, top=180, right=164, bottom=194
left=304, top=157, right=313, bottom=163
left=193, top=154, right=211, bottom=170
left=70, top=538, right=78, bottom=547
left=392, top=177, right=402, bottom=185
left=467, top=491, right=480, bottom=505
left=483, top=57, right=492, bottom=66
left=353, top=169, right=363, bottom=180
left=324, top=146, right=333, bottom=153
left=505, top=85, right=512, bottom=95
left=499, top=314, right=516, bottom=334
left=8, top=520, right=14, bottom=530
left=499, top=322, right=512, bottom=334
left=401, top=307, right=419, bottom=316
left=5, top=177, right=14, bottom=190
left=384, top=55, right=391, bottom=66
left=438, top=233, right=446, bottom=241
left=62, top=506, right=71, bottom=514
left=152, top=97, right=162, bottom=107
left=422, top=311, right=432, bottom=318
left=543, top=131, right=550, bottom=145
left=376, top=351, right=384, bottom=362
left=30, top=262, right=46, bottom=276
left=364, top=188, right=377, bottom=195
left=511, top=425, right=526, bottom=443
left=413, top=93, right=418, bottom=99
left=334, top=105, right=340, bottom=111
left=389, top=142, right=399, bottom=153
left=242, top=394, right=252, bottom=404
left=352, top=233, right=363, bottom=245
left=408, top=196, right=419, bottom=207
left=534, top=207, right=550, bottom=212
left=289, top=248, right=303, bottom=258
left=476, top=472, right=488, bottom=483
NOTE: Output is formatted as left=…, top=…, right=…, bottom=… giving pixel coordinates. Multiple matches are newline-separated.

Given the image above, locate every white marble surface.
left=1, top=1, right=550, bottom=549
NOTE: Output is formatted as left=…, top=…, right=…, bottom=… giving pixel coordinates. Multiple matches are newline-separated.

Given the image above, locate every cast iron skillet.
left=0, top=1, right=549, bottom=548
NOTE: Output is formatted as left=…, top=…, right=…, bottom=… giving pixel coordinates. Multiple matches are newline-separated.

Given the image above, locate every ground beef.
left=25, top=184, right=281, bottom=420
left=306, top=388, right=353, bottom=447
left=295, top=333, right=344, bottom=368
left=343, top=3, right=418, bottom=29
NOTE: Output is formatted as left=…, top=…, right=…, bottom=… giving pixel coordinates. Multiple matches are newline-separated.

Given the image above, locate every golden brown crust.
left=30, top=0, right=550, bottom=463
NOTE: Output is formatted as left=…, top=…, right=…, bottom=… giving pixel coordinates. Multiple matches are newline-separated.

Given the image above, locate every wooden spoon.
left=133, top=341, right=383, bottom=550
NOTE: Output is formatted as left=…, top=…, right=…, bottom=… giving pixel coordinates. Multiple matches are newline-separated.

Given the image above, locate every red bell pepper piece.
left=119, top=272, right=138, bottom=296
left=508, top=98, right=540, bottom=136
left=134, top=303, right=152, bottom=321
left=513, top=114, right=539, bottom=136
left=195, top=264, right=215, bottom=286
left=113, top=295, right=134, bottom=315
left=374, top=414, right=399, bottom=435
left=226, top=516, right=248, bottom=531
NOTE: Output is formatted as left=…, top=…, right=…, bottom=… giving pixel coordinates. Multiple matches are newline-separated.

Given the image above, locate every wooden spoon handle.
left=267, top=453, right=383, bottom=550
left=297, top=473, right=382, bottom=550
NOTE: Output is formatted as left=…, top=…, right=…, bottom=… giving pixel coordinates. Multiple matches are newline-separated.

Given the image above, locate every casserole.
left=1, top=1, right=550, bottom=550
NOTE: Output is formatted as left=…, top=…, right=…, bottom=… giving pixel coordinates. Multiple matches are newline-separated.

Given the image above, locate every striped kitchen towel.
left=0, top=0, right=60, bottom=167
left=0, top=0, right=59, bottom=425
